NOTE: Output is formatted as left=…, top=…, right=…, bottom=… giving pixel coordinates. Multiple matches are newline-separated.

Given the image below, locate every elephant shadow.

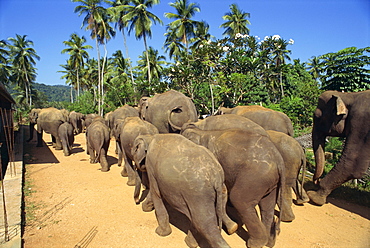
left=24, top=139, right=60, bottom=165
left=163, top=200, right=243, bottom=247
left=107, top=155, right=118, bottom=167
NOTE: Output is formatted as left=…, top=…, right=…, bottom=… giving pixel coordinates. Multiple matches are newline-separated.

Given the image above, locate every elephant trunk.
left=312, top=132, right=326, bottom=183
left=27, top=123, right=35, bottom=142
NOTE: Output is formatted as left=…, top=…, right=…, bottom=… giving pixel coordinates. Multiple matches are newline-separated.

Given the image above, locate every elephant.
left=86, top=116, right=110, bottom=172
left=141, top=90, right=198, bottom=133
left=131, top=133, right=237, bottom=248
left=114, top=116, right=159, bottom=189
left=181, top=127, right=285, bottom=248
left=69, top=111, right=85, bottom=134
left=266, top=130, right=309, bottom=222
left=219, top=105, right=294, bottom=136
left=84, top=113, right=100, bottom=130
left=27, top=107, right=68, bottom=150
left=308, top=90, right=370, bottom=206
left=107, top=105, right=140, bottom=154
left=58, top=122, right=74, bottom=156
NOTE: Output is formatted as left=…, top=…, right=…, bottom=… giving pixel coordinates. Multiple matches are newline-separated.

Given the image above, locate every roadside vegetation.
left=1, top=1, right=369, bottom=195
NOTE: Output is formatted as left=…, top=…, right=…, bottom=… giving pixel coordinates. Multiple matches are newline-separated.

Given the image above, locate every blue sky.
left=1, top=0, right=369, bottom=86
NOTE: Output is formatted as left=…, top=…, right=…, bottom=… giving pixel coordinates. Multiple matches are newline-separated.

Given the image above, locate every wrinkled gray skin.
left=84, top=113, right=99, bottom=130
left=28, top=107, right=68, bottom=150
left=114, top=116, right=159, bottom=190
left=69, top=111, right=85, bottom=135
left=58, top=122, right=74, bottom=156
left=141, top=90, right=198, bottom=133
left=219, top=106, right=294, bottom=136
left=181, top=127, right=285, bottom=248
left=131, top=134, right=237, bottom=248
left=108, top=105, right=139, bottom=154
left=309, top=90, right=370, bottom=206
left=86, top=117, right=110, bottom=172
left=267, top=130, right=309, bottom=222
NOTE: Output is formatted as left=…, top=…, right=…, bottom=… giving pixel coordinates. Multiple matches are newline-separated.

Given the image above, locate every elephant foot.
left=281, top=208, right=295, bottom=222
left=307, top=190, right=327, bottom=206
left=90, top=159, right=97, bottom=164
left=63, top=153, right=70, bottom=156
left=101, top=167, right=109, bottom=172
left=226, top=222, right=238, bottom=235
left=55, top=147, right=63, bottom=150
left=126, top=178, right=136, bottom=186
left=155, top=225, right=172, bottom=237
left=295, top=197, right=309, bottom=205
left=121, top=168, right=128, bottom=177
left=247, top=237, right=267, bottom=248
left=142, top=199, right=154, bottom=212
left=184, top=231, right=198, bottom=248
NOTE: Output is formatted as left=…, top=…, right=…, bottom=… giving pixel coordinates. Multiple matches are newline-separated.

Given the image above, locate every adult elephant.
left=219, top=105, right=294, bottom=136
left=108, top=105, right=139, bottom=154
left=131, top=134, right=237, bottom=248
left=28, top=107, right=68, bottom=150
left=181, top=127, right=285, bottom=248
left=142, top=90, right=198, bottom=133
left=69, top=111, right=85, bottom=134
left=114, top=116, right=159, bottom=188
left=308, top=90, right=370, bottom=206
left=267, top=130, right=309, bottom=222
left=86, top=116, right=110, bottom=172
left=84, top=113, right=99, bottom=130
left=58, top=122, right=74, bottom=156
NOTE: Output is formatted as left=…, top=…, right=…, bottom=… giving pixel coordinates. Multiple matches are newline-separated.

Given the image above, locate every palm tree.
left=137, top=46, right=166, bottom=83
left=163, top=26, right=185, bottom=60
left=307, top=56, right=323, bottom=84
left=61, top=33, right=92, bottom=98
left=107, top=0, right=136, bottom=86
left=220, top=3, right=250, bottom=38
left=0, top=40, right=10, bottom=84
left=73, top=0, right=113, bottom=115
left=164, top=0, right=200, bottom=54
left=122, top=0, right=162, bottom=86
left=189, top=21, right=212, bottom=50
left=7, top=34, right=40, bottom=107
left=58, top=61, right=77, bottom=103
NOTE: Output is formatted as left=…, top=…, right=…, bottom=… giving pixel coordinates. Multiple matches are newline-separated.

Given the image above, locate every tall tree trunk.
left=122, top=30, right=135, bottom=91
left=143, top=34, right=151, bottom=89
left=95, top=37, right=102, bottom=116
left=76, top=69, right=80, bottom=99
left=101, top=44, right=108, bottom=117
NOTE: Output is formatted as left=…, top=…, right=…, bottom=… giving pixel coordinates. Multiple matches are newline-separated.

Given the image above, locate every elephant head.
left=132, top=135, right=155, bottom=172
left=312, top=92, right=348, bottom=182
left=27, top=108, right=41, bottom=142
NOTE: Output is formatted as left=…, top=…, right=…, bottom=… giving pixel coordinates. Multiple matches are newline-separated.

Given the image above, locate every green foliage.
left=318, top=47, right=370, bottom=91
left=68, top=91, right=97, bottom=114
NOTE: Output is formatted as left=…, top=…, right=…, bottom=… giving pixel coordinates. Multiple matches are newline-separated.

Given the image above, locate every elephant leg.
left=51, top=135, right=56, bottom=148
left=149, top=174, right=171, bottom=236
left=229, top=188, right=268, bottom=248
left=184, top=230, right=198, bottom=248
left=99, top=148, right=109, bottom=172
left=124, top=157, right=136, bottom=186
left=221, top=184, right=238, bottom=235
left=89, top=146, right=96, bottom=164
left=293, top=180, right=309, bottom=204
left=61, top=139, right=70, bottom=156
left=279, top=179, right=295, bottom=222
left=142, top=189, right=154, bottom=212
left=259, top=188, right=278, bottom=248
left=54, top=135, right=63, bottom=150
left=36, top=131, right=43, bottom=147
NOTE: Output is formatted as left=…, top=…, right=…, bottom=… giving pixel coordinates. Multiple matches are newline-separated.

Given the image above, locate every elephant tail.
left=215, top=184, right=223, bottom=231
left=276, top=160, right=286, bottom=235
left=93, top=130, right=105, bottom=164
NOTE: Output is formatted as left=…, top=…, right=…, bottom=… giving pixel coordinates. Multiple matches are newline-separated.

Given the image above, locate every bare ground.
left=22, top=132, right=370, bottom=248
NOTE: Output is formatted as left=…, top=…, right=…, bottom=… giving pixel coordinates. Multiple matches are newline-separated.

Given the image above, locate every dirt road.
left=22, top=132, right=370, bottom=248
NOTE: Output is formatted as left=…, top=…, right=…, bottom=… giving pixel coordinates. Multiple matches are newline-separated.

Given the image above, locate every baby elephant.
left=58, top=122, right=74, bottom=156
left=86, top=116, right=110, bottom=172
left=132, top=134, right=237, bottom=248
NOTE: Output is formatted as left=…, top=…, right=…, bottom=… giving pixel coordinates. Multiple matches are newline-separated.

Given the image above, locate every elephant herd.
left=27, top=89, right=370, bottom=248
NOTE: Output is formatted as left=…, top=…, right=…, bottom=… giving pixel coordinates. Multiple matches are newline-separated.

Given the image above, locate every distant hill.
left=7, top=82, right=74, bottom=102
left=33, top=83, right=73, bottom=102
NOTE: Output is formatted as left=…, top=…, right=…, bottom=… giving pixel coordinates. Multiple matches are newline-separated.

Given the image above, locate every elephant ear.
left=132, top=135, right=151, bottom=171
left=168, top=106, right=184, bottom=131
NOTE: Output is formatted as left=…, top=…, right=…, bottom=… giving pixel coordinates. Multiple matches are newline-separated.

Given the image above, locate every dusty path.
left=22, top=132, right=370, bottom=248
